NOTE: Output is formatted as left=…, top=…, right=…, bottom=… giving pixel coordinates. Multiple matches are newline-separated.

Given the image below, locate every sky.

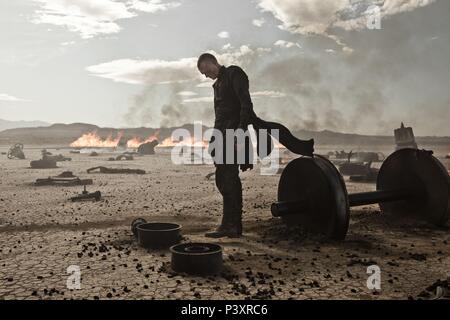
left=0, top=0, right=449, bottom=136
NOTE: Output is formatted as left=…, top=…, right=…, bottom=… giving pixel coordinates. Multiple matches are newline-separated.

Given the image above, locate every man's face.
left=198, top=61, right=219, bottom=80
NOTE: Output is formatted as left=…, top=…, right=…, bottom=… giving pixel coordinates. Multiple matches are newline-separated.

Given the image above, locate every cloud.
left=31, top=0, right=181, bottom=39
left=258, top=0, right=436, bottom=34
left=61, top=41, right=76, bottom=46
left=177, top=91, right=198, bottom=96
left=181, top=96, right=213, bottom=104
left=211, top=45, right=270, bottom=66
left=274, top=40, right=301, bottom=49
left=31, top=0, right=135, bottom=39
left=252, top=18, right=266, bottom=27
left=257, top=0, right=436, bottom=49
left=128, top=0, right=181, bottom=13
left=196, top=81, right=214, bottom=88
left=86, top=57, right=199, bottom=84
left=252, top=90, right=286, bottom=98
left=0, top=93, right=30, bottom=102
left=87, top=45, right=270, bottom=85
left=222, top=43, right=233, bottom=50
left=217, top=31, right=230, bottom=39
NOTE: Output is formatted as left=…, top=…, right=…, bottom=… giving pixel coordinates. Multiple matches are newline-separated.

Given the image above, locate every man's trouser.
left=215, top=163, right=242, bottom=228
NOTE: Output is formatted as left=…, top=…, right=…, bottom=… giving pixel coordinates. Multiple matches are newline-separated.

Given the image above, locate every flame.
left=70, top=131, right=123, bottom=148
left=157, top=136, right=208, bottom=148
left=127, top=130, right=160, bottom=148
left=70, top=129, right=286, bottom=149
left=156, top=136, right=283, bottom=149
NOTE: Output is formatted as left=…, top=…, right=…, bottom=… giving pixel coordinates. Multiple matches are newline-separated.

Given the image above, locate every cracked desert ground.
left=0, top=145, right=448, bottom=300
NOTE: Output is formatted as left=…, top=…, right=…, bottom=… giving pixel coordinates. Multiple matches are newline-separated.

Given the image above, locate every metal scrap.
left=87, top=166, right=145, bottom=174
left=339, top=162, right=368, bottom=176
left=30, top=150, right=60, bottom=168
left=47, top=154, right=72, bottom=162
left=138, top=140, right=158, bottom=155
left=35, top=177, right=93, bottom=186
left=349, top=167, right=379, bottom=183
left=395, top=122, right=418, bottom=150
left=35, top=170, right=93, bottom=186
left=57, top=171, right=76, bottom=178
left=7, top=143, right=25, bottom=159
left=70, top=186, right=101, bottom=202
left=30, top=158, right=57, bottom=169
left=108, top=154, right=134, bottom=161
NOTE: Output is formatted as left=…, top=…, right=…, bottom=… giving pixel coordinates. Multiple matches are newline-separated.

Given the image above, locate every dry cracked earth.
left=0, top=146, right=449, bottom=300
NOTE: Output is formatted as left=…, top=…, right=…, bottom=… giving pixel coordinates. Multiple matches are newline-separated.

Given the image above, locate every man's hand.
left=234, top=134, right=253, bottom=172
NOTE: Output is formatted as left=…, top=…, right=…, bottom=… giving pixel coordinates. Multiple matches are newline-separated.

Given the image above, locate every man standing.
left=197, top=53, right=251, bottom=238
left=197, top=53, right=314, bottom=238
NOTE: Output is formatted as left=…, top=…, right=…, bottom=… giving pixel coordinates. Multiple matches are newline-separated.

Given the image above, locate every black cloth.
left=252, top=117, right=314, bottom=158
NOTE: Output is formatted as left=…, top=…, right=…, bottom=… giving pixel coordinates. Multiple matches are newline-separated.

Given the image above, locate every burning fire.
left=70, top=131, right=123, bottom=148
left=126, top=130, right=160, bottom=148
left=157, top=136, right=209, bottom=148
left=70, top=130, right=162, bottom=148
left=70, top=129, right=286, bottom=149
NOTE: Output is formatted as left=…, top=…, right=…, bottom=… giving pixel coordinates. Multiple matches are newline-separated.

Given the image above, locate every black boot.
left=208, top=164, right=243, bottom=238
left=205, top=217, right=242, bottom=238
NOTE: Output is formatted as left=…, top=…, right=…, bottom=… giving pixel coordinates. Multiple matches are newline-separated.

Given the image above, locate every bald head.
left=197, top=53, right=221, bottom=80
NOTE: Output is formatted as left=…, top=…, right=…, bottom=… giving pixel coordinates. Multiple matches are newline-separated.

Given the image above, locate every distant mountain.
left=292, top=129, right=450, bottom=147
left=0, top=122, right=448, bottom=147
left=0, top=118, right=50, bottom=132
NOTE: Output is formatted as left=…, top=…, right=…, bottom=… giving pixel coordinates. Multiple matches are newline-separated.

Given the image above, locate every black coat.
left=211, top=65, right=314, bottom=159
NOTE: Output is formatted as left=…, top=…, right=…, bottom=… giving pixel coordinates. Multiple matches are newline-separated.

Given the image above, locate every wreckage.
left=108, top=154, right=134, bottom=161
left=70, top=186, right=101, bottom=202
left=337, top=150, right=384, bottom=179
left=348, top=164, right=380, bottom=183
left=34, top=171, right=93, bottom=186
left=7, top=143, right=25, bottom=159
left=41, top=149, right=72, bottom=162
left=30, top=156, right=57, bottom=169
left=87, top=166, right=145, bottom=174
left=395, top=122, right=418, bottom=150
left=30, top=149, right=71, bottom=168
left=137, top=140, right=159, bottom=155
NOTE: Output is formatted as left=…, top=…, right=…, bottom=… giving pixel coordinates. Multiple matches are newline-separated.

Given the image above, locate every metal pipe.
left=272, top=187, right=423, bottom=217
left=348, top=187, right=422, bottom=207
left=271, top=199, right=310, bottom=217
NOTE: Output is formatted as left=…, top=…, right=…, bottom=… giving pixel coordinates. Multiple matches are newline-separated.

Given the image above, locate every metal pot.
left=136, top=222, right=182, bottom=249
left=170, top=242, right=223, bottom=275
